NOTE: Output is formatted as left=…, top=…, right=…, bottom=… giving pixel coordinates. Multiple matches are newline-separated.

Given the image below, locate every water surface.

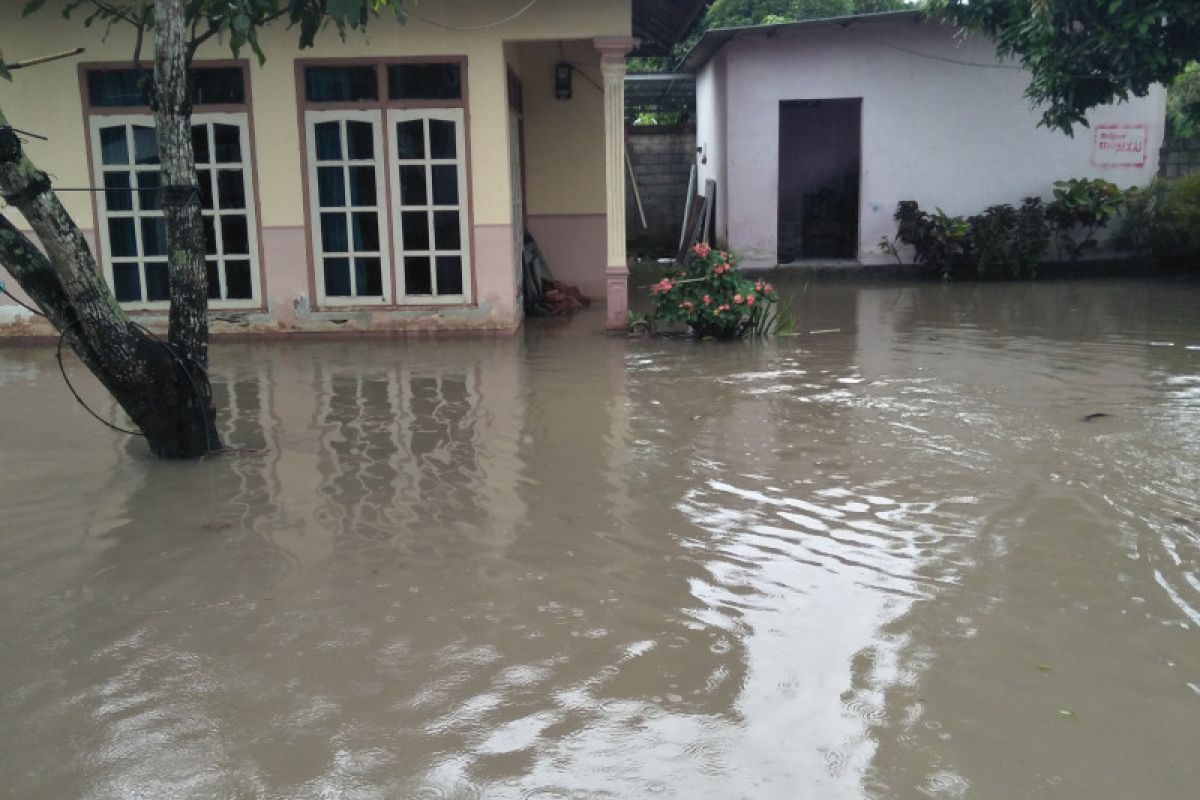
left=2, top=278, right=1198, bottom=798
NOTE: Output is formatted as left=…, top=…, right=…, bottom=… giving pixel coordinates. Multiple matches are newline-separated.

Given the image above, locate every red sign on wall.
left=1092, top=124, right=1148, bottom=168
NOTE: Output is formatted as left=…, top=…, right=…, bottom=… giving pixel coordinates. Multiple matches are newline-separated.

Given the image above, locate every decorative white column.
left=595, top=36, right=635, bottom=330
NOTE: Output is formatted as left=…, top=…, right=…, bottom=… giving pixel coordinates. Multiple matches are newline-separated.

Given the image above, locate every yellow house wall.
left=0, top=0, right=630, bottom=232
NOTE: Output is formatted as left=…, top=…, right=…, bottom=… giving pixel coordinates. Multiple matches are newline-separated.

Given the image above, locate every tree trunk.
left=0, top=106, right=221, bottom=458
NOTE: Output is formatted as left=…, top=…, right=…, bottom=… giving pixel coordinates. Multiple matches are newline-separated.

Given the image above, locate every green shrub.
left=649, top=244, right=781, bottom=338
left=1045, top=178, right=1125, bottom=260
left=1114, top=175, right=1200, bottom=266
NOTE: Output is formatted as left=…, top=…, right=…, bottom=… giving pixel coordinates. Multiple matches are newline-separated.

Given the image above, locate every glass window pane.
left=321, top=213, right=349, bottom=253
left=206, top=260, right=221, bottom=299
left=436, top=256, right=463, bottom=295
left=355, top=257, right=383, bottom=297
left=108, top=218, right=137, bottom=258
left=213, top=124, right=241, bottom=163
left=429, top=119, right=456, bottom=159
left=145, top=261, right=170, bottom=301
left=317, top=166, right=346, bottom=208
left=404, top=256, right=433, bottom=295
left=399, top=165, right=427, bottom=206
left=401, top=211, right=429, bottom=251
left=197, top=170, right=214, bottom=210
left=141, top=218, right=167, bottom=256
left=100, top=127, right=129, bottom=166
left=191, top=125, right=211, bottom=164
left=191, top=68, right=245, bottom=105
left=225, top=260, right=253, bottom=299
left=203, top=217, right=217, bottom=253
left=431, top=164, right=458, bottom=205
left=103, top=172, right=133, bottom=211
left=221, top=216, right=249, bottom=254
left=137, top=171, right=162, bottom=211
left=348, top=166, right=376, bottom=207
left=351, top=212, right=379, bottom=252
left=132, top=126, right=159, bottom=165
left=305, top=66, right=378, bottom=102
left=433, top=210, right=461, bottom=250
left=88, top=70, right=148, bottom=107
left=112, top=262, right=142, bottom=302
left=395, top=120, right=425, bottom=159
left=314, top=122, right=342, bottom=161
left=324, top=257, right=352, bottom=296
left=217, top=170, right=246, bottom=209
left=387, top=63, right=462, bottom=101
left=346, top=121, right=374, bottom=160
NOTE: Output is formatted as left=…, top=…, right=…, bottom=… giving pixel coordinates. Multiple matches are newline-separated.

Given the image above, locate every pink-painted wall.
left=525, top=214, right=607, bottom=299
left=696, top=17, right=1169, bottom=268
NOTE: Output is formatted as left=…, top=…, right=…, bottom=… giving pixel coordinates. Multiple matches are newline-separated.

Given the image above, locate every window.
left=85, top=65, right=260, bottom=309
left=301, top=61, right=471, bottom=307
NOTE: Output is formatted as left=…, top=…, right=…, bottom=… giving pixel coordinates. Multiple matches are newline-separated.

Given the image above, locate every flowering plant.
left=648, top=243, right=778, bottom=338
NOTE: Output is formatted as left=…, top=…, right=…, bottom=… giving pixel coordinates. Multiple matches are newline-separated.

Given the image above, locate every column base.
left=604, top=264, right=629, bottom=330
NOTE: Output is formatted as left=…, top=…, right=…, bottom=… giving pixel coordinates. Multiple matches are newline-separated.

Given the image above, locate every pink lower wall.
left=525, top=214, right=607, bottom=299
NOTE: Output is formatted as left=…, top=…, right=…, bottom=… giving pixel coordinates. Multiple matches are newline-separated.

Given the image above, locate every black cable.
left=55, top=322, right=145, bottom=437
left=0, top=284, right=45, bottom=317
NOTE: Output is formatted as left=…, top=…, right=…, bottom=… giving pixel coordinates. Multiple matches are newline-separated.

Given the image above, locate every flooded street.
left=2, top=278, right=1198, bottom=799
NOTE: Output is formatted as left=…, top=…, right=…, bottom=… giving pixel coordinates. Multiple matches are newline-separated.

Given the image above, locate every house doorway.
left=777, top=98, right=861, bottom=262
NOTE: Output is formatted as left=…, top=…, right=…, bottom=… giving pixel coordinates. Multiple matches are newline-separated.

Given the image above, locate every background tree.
left=0, top=0, right=405, bottom=458
left=929, top=0, right=1200, bottom=133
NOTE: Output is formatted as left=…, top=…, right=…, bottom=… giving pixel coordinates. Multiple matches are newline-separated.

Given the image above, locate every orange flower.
left=746, top=294, right=756, bottom=306
left=702, top=294, right=712, bottom=306
left=733, top=294, right=744, bottom=305
left=693, top=243, right=711, bottom=258
left=755, top=280, right=765, bottom=292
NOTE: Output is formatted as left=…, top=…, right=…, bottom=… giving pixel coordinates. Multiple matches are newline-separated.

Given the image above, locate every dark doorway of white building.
left=777, top=99, right=862, bottom=262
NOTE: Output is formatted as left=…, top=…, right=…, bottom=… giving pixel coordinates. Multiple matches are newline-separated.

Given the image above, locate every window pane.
left=103, top=172, right=133, bottom=211
left=321, top=213, right=348, bottom=252
left=429, top=119, right=456, bottom=159
left=225, top=260, right=253, bottom=299
left=436, top=256, right=464, bottom=295
left=387, top=63, right=462, bottom=100
left=132, top=126, right=159, bottom=165
left=113, top=262, right=142, bottom=302
left=404, top=256, right=433, bottom=295
left=324, top=257, right=352, bottom=296
left=203, top=217, right=217, bottom=253
left=191, top=67, right=245, bottom=105
left=145, top=261, right=170, bottom=301
left=431, top=165, right=458, bottom=205
left=351, top=212, right=379, bottom=251
left=141, top=218, right=167, bottom=256
left=192, top=125, right=211, bottom=163
left=137, top=171, right=162, bottom=211
left=221, top=216, right=249, bottom=254
left=217, top=170, right=246, bottom=209
left=433, top=210, right=461, bottom=250
left=100, top=127, right=129, bottom=166
left=314, top=122, right=342, bottom=161
left=305, top=66, right=378, bottom=102
left=198, top=170, right=214, bottom=210
left=88, top=70, right=147, bottom=107
left=206, top=260, right=221, bottom=299
left=346, top=121, right=374, bottom=160
left=317, top=166, right=346, bottom=208
left=108, top=218, right=137, bottom=258
left=401, top=211, right=429, bottom=251
left=395, top=120, right=425, bottom=159
left=213, top=124, right=241, bottom=163
left=355, top=257, right=383, bottom=296
left=399, top=165, right=427, bottom=206
left=348, top=166, right=376, bottom=207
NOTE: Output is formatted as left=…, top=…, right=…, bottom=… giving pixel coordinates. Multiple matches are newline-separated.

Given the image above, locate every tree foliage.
left=929, top=0, right=1200, bottom=133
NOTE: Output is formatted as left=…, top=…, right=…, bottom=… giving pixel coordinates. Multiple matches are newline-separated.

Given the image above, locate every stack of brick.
left=1160, top=136, right=1200, bottom=179
left=626, top=126, right=697, bottom=257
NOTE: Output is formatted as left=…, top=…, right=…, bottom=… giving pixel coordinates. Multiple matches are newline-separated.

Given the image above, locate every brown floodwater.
left=1, top=277, right=1198, bottom=799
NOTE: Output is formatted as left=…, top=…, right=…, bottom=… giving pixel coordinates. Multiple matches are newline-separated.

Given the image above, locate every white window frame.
left=387, top=108, right=472, bottom=305
left=304, top=109, right=392, bottom=306
left=88, top=112, right=261, bottom=311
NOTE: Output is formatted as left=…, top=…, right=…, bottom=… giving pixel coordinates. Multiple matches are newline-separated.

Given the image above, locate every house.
left=0, top=0, right=706, bottom=337
left=684, top=11, right=1168, bottom=268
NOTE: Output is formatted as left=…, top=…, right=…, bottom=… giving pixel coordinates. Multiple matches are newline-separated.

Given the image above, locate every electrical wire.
left=407, top=0, right=542, bottom=32
left=0, top=283, right=46, bottom=317
left=823, top=21, right=1026, bottom=71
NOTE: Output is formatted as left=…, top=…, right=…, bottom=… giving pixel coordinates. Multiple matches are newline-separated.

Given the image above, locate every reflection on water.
left=1, top=278, right=1198, bottom=798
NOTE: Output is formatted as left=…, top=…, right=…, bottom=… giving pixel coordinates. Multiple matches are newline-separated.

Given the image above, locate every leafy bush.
left=1116, top=175, right=1200, bottom=265
left=649, top=244, right=781, bottom=338
left=1045, top=178, right=1124, bottom=260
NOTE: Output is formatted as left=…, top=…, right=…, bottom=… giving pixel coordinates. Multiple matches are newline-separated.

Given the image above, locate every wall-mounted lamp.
left=555, top=62, right=573, bottom=100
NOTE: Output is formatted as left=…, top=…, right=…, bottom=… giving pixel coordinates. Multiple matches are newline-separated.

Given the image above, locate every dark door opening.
left=778, top=98, right=862, bottom=262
